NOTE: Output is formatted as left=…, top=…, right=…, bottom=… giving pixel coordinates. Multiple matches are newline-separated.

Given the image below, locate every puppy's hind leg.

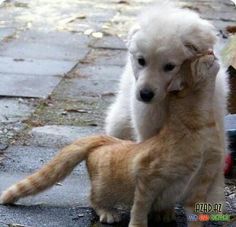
left=105, top=63, right=135, bottom=140
left=105, top=97, right=133, bottom=140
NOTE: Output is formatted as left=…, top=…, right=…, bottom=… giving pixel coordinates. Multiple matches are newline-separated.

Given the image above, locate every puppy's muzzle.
left=139, top=89, right=155, bottom=103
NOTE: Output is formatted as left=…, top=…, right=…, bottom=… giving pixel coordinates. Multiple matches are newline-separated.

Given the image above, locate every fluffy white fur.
left=105, top=2, right=229, bottom=208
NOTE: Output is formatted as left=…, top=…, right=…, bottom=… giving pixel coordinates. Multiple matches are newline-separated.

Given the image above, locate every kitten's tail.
left=0, top=135, right=117, bottom=204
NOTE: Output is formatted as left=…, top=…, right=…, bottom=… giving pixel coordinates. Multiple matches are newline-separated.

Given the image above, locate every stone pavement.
left=0, top=0, right=235, bottom=226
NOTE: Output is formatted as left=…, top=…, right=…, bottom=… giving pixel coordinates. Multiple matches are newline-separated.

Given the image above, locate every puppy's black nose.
left=139, top=89, right=154, bottom=102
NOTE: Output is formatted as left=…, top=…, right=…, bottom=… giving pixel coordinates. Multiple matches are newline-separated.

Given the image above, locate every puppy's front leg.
left=129, top=178, right=156, bottom=227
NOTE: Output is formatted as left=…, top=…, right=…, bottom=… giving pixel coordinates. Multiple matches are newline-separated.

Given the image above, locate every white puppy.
left=105, top=2, right=228, bottom=210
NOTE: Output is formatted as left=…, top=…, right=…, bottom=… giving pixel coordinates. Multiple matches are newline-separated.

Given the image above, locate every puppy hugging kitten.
left=1, top=53, right=222, bottom=227
left=105, top=2, right=228, bottom=214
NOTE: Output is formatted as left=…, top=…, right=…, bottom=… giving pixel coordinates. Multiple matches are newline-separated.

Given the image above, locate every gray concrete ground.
left=0, top=0, right=236, bottom=226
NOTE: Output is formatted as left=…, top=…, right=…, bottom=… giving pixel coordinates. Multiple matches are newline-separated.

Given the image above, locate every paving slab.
left=75, top=64, right=123, bottom=81
left=53, top=64, right=122, bottom=99
left=2, top=203, right=221, bottom=227
left=0, top=172, right=90, bottom=207
left=29, top=98, right=112, bottom=127
left=89, top=36, right=126, bottom=50
left=0, top=40, right=88, bottom=62
left=84, top=49, right=127, bottom=66
left=0, top=57, right=76, bottom=76
left=30, top=125, right=102, bottom=147
left=0, top=205, right=96, bottom=227
left=0, top=146, right=88, bottom=174
left=20, top=30, right=90, bottom=47
left=0, top=73, right=62, bottom=98
left=0, top=145, right=91, bottom=210
left=60, top=10, right=116, bottom=33
left=0, top=205, right=133, bottom=227
left=0, top=27, right=16, bottom=42
left=53, top=78, right=118, bottom=98
left=0, top=98, right=35, bottom=123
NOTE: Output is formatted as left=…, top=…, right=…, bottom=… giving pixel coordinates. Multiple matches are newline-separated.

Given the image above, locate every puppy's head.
left=127, top=2, right=217, bottom=103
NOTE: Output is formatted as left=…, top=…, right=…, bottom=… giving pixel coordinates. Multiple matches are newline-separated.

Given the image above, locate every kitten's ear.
left=126, top=24, right=140, bottom=49
left=167, top=76, right=184, bottom=92
left=183, top=42, right=199, bottom=55
left=181, top=22, right=217, bottom=56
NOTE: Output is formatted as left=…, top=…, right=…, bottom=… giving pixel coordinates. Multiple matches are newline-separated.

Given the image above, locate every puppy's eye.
left=138, top=57, right=146, bottom=67
left=164, top=63, right=175, bottom=72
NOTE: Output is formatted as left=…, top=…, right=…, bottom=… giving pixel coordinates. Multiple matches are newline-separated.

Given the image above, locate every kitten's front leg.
left=129, top=179, right=156, bottom=227
left=184, top=147, right=222, bottom=227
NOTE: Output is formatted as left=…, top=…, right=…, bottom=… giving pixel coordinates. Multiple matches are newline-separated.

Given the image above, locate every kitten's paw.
left=128, top=224, right=147, bottom=227
left=162, top=209, right=176, bottom=222
left=154, top=209, right=176, bottom=223
left=99, top=209, right=121, bottom=224
left=198, top=53, right=220, bottom=76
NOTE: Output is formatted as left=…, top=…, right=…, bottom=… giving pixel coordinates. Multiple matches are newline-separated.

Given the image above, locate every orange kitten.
left=0, top=54, right=222, bottom=227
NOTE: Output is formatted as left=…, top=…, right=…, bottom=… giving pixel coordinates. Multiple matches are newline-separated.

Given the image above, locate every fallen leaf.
left=66, top=15, right=87, bottom=23
left=65, top=109, right=89, bottom=113
left=227, top=25, right=236, bottom=34
left=0, top=144, right=8, bottom=150
left=182, top=5, right=200, bottom=12
left=78, top=59, right=90, bottom=64
left=88, top=123, right=98, bottom=127
left=59, top=15, right=87, bottom=25
left=84, top=29, right=94, bottom=35
left=61, top=111, right=68, bottom=116
left=14, top=58, right=25, bottom=62
left=118, top=0, right=129, bottom=4
left=92, top=32, right=103, bottom=38
left=0, top=156, right=5, bottom=162
left=101, top=92, right=115, bottom=97
left=22, top=119, right=44, bottom=127
left=14, top=2, right=29, bottom=8
left=8, top=224, right=26, bottom=227
left=222, top=35, right=236, bottom=69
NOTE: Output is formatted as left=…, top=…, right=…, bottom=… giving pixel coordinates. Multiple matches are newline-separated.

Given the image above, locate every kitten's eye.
left=138, top=57, right=146, bottom=67
left=164, top=63, right=175, bottom=72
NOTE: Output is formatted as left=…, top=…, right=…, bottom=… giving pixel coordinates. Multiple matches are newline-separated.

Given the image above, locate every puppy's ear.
left=126, top=24, right=140, bottom=49
left=167, top=75, right=184, bottom=92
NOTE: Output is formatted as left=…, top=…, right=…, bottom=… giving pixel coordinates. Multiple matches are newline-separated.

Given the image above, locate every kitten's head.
left=167, top=53, right=220, bottom=94
left=127, top=2, right=217, bottom=103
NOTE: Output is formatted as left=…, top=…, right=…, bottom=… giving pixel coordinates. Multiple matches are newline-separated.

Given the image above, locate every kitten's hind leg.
left=206, top=171, right=225, bottom=212
left=151, top=209, right=176, bottom=223
left=94, top=206, right=121, bottom=224
left=91, top=192, right=121, bottom=224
